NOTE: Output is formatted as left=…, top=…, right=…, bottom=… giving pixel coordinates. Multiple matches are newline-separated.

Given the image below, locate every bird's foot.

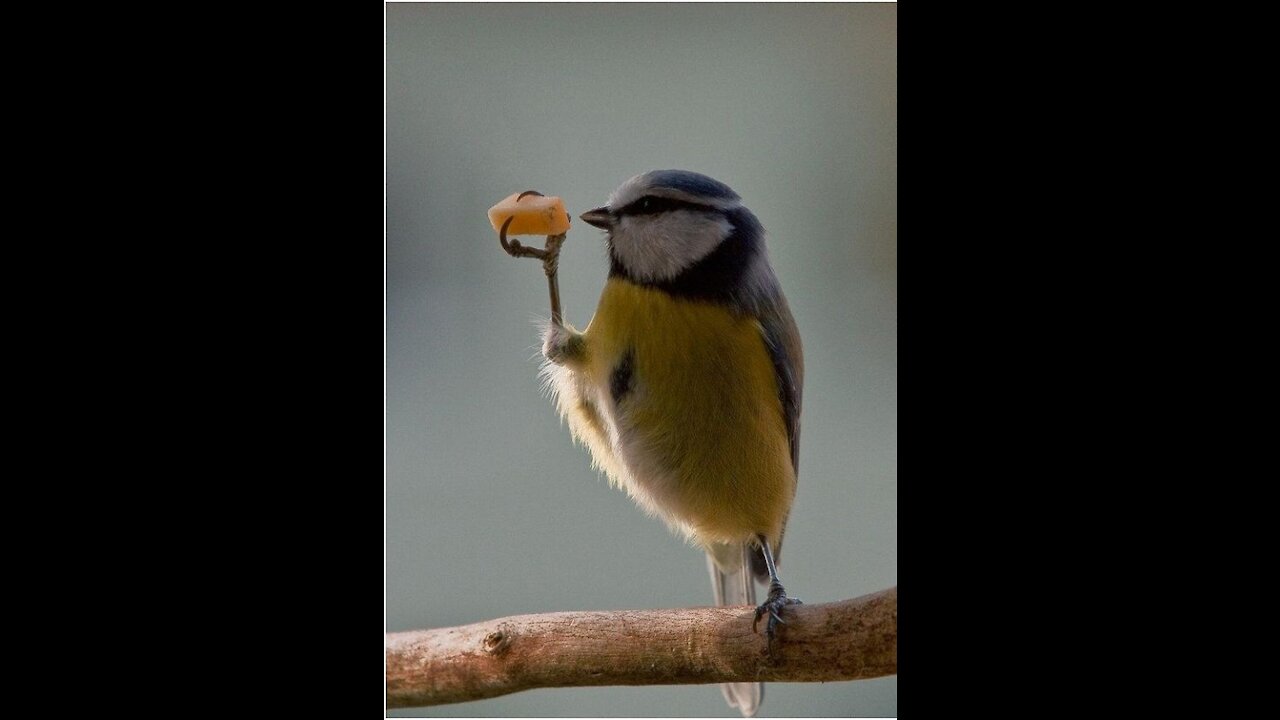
left=753, top=583, right=802, bottom=648
left=542, top=322, right=585, bottom=365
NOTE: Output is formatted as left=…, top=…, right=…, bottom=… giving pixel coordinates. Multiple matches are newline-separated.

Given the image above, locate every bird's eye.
left=621, top=195, right=709, bottom=216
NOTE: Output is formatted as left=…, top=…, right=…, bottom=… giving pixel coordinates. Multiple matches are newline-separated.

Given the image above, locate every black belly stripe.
left=610, top=349, right=634, bottom=405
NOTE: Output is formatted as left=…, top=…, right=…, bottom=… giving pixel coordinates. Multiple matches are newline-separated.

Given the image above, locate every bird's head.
left=581, top=170, right=761, bottom=286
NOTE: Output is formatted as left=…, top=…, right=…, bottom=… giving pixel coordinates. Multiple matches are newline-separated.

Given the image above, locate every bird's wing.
left=747, top=290, right=803, bottom=581
left=757, top=293, right=804, bottom=476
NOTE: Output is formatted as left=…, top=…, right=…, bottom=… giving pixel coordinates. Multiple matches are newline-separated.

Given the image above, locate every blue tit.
left=540, top=170, right=803, bottom=717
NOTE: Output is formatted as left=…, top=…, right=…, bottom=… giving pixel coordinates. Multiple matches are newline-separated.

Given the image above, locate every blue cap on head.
left=644, top=170, right=740, bottom=202
left=605, top=170, right=744, bottom=213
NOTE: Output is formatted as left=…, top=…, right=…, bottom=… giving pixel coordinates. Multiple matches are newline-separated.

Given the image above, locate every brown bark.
left=386, top=586, right=896, bottom=709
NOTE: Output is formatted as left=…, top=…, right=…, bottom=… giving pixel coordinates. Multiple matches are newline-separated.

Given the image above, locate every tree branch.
left=386, top=586, right=896, bottom=708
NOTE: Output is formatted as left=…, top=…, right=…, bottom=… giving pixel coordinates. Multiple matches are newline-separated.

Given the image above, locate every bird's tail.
left=706, top=543, right=763, bottom=717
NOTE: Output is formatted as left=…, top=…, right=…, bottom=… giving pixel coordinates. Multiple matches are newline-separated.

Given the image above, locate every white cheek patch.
left=611, top=211, right=733, bottom=282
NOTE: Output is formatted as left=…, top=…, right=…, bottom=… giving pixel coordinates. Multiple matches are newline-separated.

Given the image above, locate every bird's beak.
left=580, top=206, right=615, bottom=231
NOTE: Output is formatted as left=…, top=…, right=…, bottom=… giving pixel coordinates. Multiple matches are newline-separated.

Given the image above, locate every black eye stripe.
left=619, top=195, right=714, bottom=216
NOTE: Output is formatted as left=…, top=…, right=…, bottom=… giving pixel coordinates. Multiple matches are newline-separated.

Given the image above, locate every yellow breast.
left=581, top=278, right=794, bottom=545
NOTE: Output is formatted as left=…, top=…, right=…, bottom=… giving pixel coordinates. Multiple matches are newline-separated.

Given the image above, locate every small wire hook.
left=499, top=190, right=555, bottom=259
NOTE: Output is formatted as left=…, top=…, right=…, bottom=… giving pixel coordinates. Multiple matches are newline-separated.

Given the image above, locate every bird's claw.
left=496, top=191, right=567, bottom=325
left=753, top=587, right=803, bottom=649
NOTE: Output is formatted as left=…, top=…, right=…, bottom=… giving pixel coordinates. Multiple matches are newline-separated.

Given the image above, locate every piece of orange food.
left=487, top=192, right=571, bottom=236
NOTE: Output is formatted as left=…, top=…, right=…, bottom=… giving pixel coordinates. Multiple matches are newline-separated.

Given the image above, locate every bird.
left=538, top=170, right=803, bottom=717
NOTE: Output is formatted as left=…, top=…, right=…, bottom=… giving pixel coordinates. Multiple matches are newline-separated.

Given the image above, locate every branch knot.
left=483, top=627, right=512, bottom=655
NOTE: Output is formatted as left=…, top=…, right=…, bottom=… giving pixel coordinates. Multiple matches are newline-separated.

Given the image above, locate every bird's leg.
left=497, top=191, right=567, bottom=327
left=752, top=534, right=803, bottom=649
left=495, top=198, right=584, bottom=366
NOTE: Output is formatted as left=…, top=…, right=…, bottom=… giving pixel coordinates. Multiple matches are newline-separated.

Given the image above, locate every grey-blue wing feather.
left=747, top=284, right=803, bottom=581
left=758, top=293, right=803, bottom=475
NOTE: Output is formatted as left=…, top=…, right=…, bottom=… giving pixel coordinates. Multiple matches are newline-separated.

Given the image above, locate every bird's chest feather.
left=580, top=279, right=790, bottom=529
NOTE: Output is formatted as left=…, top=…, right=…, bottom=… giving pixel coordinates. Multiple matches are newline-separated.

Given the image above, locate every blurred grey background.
left=386, top=3, right=895, bottom=717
